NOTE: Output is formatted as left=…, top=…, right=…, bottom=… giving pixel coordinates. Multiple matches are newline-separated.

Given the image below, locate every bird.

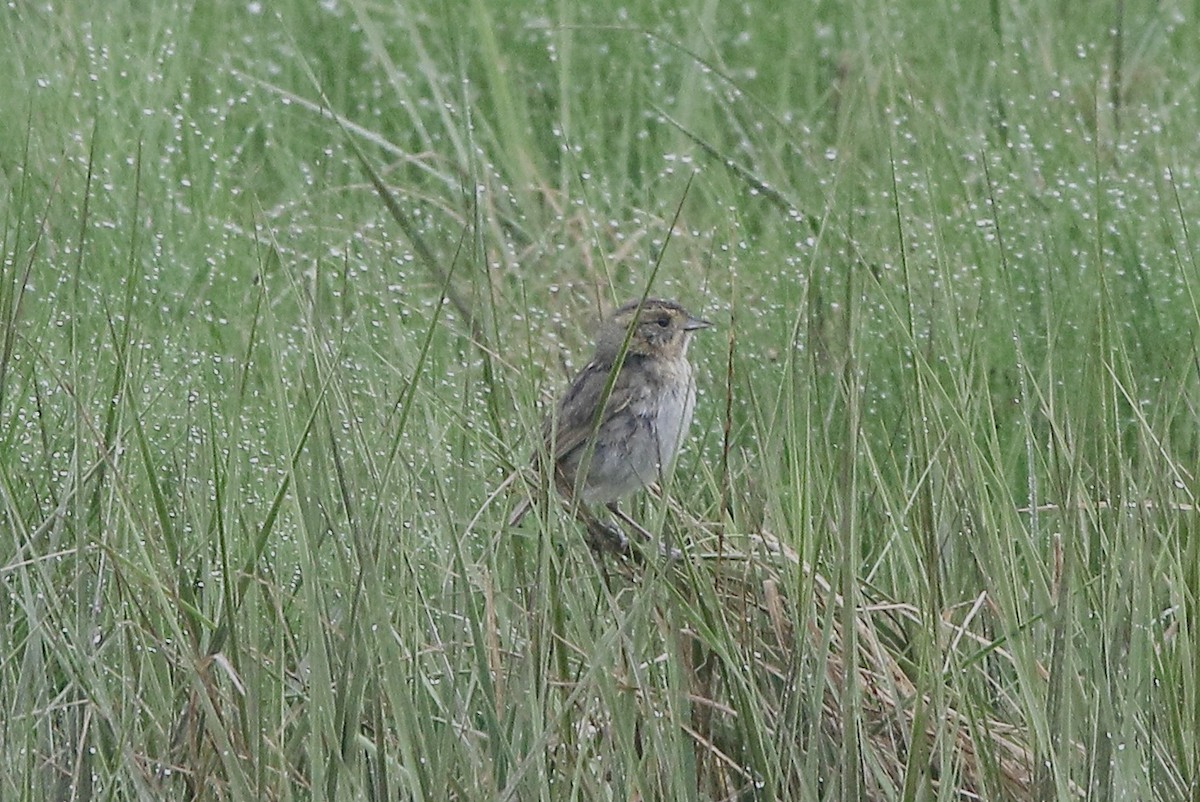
left=509, top=297, right=712, bottom=553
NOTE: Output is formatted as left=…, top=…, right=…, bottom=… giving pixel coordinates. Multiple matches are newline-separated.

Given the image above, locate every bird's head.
left=596, top=297, right=711, bottom=361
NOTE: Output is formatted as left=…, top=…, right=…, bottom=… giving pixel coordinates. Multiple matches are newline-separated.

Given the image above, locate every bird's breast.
left=649, top=360, right=696, bottom=467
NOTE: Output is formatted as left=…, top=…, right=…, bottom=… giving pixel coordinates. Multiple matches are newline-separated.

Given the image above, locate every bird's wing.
left=545, top=358, right=639, bottom=462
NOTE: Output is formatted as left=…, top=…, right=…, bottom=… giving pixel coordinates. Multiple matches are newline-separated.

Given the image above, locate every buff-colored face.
left=598, top=298, right=711, bottom=359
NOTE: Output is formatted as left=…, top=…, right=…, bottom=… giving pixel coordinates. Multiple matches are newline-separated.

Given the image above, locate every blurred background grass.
left=2, top=0, right=1197, bottom=799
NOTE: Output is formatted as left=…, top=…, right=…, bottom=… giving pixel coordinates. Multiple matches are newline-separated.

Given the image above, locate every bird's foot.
left=584, top=517, right=630, bottom=556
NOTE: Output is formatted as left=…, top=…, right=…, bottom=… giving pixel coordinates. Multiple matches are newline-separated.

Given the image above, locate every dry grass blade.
left=702, top=528, right=1035, bottom=799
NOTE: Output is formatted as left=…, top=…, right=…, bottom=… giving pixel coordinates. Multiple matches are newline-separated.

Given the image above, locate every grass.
left=2, top=0, right=1198, bottom=799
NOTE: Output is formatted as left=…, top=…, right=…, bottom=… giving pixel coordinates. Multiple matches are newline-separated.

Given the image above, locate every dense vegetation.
left=2, top=1, right=1197, bottom=799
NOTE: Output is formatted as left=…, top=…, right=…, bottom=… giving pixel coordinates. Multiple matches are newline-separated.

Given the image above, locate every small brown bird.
left=509, top=297, right=711, bottom=552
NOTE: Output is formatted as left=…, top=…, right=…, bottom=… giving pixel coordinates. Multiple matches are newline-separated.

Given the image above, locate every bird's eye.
left=656, top=317, right=670, bottom=328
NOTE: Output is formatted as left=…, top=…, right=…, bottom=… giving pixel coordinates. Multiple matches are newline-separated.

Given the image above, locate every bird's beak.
left=684, top=316, right=713, bottom=331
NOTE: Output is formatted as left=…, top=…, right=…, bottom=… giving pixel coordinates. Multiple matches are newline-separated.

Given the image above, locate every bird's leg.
left=554, top=469, right=631, bottom=557
left=606, top=503, right=654, bottom=544
left=607, top=503, right=683, bottom=561
left=573, top=504, right=630, bottom=556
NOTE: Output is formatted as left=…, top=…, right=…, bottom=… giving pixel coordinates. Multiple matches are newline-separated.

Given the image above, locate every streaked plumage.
left=509, top=298, right=710, bottom=550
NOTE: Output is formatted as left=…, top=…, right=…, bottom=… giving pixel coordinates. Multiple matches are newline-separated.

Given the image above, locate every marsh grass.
left=2, top=0, right=1198, bottom=799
